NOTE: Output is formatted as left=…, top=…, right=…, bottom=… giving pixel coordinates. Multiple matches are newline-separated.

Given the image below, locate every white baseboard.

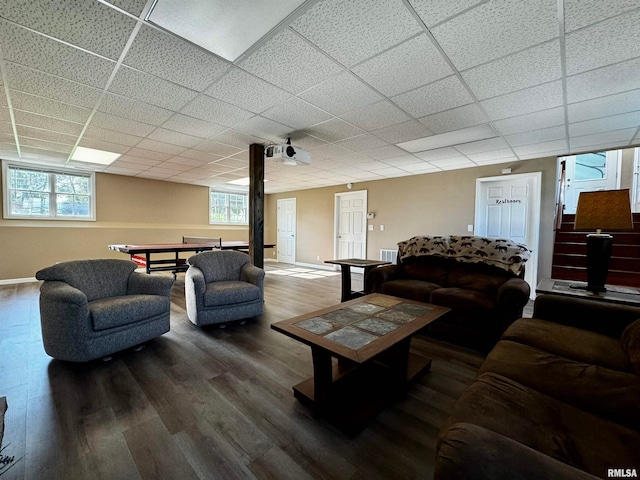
left=0, top=277, right=38, bottom=285
left=295, top=262, right=336, bottom=271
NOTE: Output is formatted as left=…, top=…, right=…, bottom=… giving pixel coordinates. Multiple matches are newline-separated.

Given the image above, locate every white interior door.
left=562, top=150, right=621, bottom=214
left=277, top=198, right=296, bottom=264
left=475, top=173, right=541, bottom=296
left=334, top=190, right=367, bottom=263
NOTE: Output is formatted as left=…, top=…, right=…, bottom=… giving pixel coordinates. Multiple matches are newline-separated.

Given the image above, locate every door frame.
left=277, top=197, right=296, bottom=264
left=333, top=190, right=368, bottom=270
left=474, top=172, right=542, bottom=295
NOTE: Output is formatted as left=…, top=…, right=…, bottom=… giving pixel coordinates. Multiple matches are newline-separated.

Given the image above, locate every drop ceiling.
left=1, top=0, right=640, bottom=194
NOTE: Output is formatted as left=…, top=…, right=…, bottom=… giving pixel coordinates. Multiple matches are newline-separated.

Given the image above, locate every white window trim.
left=2, top=161, right=97, bottom=221
left=209, top=189, right=249, bottom=225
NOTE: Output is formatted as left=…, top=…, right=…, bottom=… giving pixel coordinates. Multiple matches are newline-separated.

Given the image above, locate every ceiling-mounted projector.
left=265, top=143, right=311, bottom=165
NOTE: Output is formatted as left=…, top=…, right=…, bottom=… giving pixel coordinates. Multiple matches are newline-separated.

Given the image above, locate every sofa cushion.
left=503, top=318, right=632, bottom=373
left=444, top=372, right=640, bottom=477
left=430, top=287, right=495, bottom=312
left=203, top=281, right=261, bottom=307
left=379, top=279, right=440, bottom=303
left=479, top=340, right=640, bottom=429
left=446, top=265, right=510, bottom=294
left=622, top=319, right=640, bottom=375
left=90, top=294, right=168, bottom=331
left=401, top=256, right=449, bottom=285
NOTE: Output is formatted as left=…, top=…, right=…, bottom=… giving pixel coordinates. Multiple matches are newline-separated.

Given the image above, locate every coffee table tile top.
left=294, top=300, right=433, bottom=349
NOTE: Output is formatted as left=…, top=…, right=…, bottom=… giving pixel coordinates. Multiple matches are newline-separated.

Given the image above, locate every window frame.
left=209, top=189, right=249, bottom=225
left=2, top=161, right=97, bottom=221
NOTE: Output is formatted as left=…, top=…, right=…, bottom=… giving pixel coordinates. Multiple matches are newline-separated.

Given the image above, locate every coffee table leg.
left=385, top=337, right=411, bottom=399
left=311, top=347, right=333, bottom=413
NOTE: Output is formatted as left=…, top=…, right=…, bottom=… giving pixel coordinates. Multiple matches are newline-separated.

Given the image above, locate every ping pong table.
left=108, top=240, right=275, bottom=275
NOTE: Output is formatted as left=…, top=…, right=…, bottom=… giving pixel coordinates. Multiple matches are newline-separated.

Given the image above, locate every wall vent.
left=380, top=249, right=398, bottom=264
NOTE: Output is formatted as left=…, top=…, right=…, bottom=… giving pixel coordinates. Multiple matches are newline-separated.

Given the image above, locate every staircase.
left=551, top=213, right=640, bottom=287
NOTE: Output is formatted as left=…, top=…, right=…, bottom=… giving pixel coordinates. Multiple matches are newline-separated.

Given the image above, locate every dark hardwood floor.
left=0, top=264, right=487, bottom=480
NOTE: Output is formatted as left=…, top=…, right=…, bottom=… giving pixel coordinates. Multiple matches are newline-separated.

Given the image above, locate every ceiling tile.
left=146, top=128, right=202, bottom=148
left=0, top=0, right=136, bottom=59
left=16, top=125, right=77, bottom=145
left=291, top=0, right=422, bottom=67
left=430, top=0, right=558, bottom=70
left=21, top=147, right=68, bottom=163
left=568, top=89, right=640, bottom=123
left=429, top=156, right=474, bottom=168
left=287, top=132, right=328, bottom=150
left=299, top=72, right=383, bottom=117
left=381, top=154, right=423, bottom=167
left=373, top=120, right=435, bottom=144
left=9, top=90, right=91, bottom=124
left=566, top=57, right=640, bottom=104
left=4, top=62, right=102, bottom=109
left=123, top=24, right=230, bottom=91
left=481, top=81, right=564, bottom=120
left=455, top=137, right=508, bottom=155
left=408, top=0, right=485, bottom=27
left=13, top=110, right=83, bottom=135
left=160, top=114, right=226, bottom=139
left=392, top=76, right=474, bottom=117
left=90, top=111, right=156, bottom=137
left=493, top=107, right=565, bottom=135
left=108, top=66, right=199, bottom=111
left=505, top=125, right=566, bottom=147
left=335, top=134, right=387, bottom=152
left=232, top=116, right=291, bottom=140
left=240, top=29, right=343, bottom=95
left=564, top=0, right=640, bottom=33
left=400, top=161, right=440, bottom=173
left=83, top=125, right=142, bottom=147
left=466, top=149, right=515, bottom=162
left=419, top=103, right=488, bottom=134
left=205, top=68, right=291, bottom=114
left=119, top=148, right=171, bottom=161
left=304, top=119, right=364, bottom=143
left=191, top=141, right=243, bottom=157
left=307, top=143, right=353, bottom=161
left=178, top=149, right=223, bottom=163
left=103, top=0, right=147, bottom=17
left=18, top=136, right=72, bottom=154
left=134, top=138, right=187, bottom=155
left=352, top=34, right=453, bottom=97
left=568, top=111, right=640, bottom=137
left=180, top=95, right=254, bottom=128
left=340, top=100, right=411, bottom=132
left=366, top=144, right=407, bottom=160
left=0, top=20, right=114, bottom=88
left=209, top=130, right=268, bottom=149
left=462, top=40, right=561, bottom=100
left=99, top=93, right=174, bottom=125
left=569, top=128, right=636, bottom=150
left=565, top=9, right=640, bottom=76
left=262, top=97, right=332, bottom=130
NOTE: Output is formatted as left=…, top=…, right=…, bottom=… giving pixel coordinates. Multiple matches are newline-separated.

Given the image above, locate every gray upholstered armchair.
left=36, top=259, right=173, bottom=362
left=185, top=250, right=265, bottom=327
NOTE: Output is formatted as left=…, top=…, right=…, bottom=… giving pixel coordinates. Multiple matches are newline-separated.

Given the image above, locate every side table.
left=324, top=259, right=391, bottom=302
left=536, top=278, right=640, bottom=307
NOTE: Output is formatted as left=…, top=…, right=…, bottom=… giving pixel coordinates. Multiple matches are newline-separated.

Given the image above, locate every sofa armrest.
left=496, top=278, right=530, bottom=330
left=366, top=265, right=400, bottom=293
left=127, top=272, right=174, bottom=297
left=435, top=423, right=600, bottom=480
left=241, top=264, right=265, bottom=291
left=533, top=294, right=640, bottom=337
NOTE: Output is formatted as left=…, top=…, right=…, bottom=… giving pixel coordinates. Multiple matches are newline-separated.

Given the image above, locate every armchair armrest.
left=533, top=294, right=640, bottom=337
left=127, top=272, right=174, bottom=297
left=40, top=280, right=88, bottom=306
left=241, top=264, right=265, bottom=291
left=435, top=423, right=600, bottom=480
left=366, top=265, right=400, bottom=293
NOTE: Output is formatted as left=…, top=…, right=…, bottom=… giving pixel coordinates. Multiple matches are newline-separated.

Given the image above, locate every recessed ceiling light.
left=397, top=124, right=498, bottom=153
left=147, top=0, right=308, bottom=62
left=71, top=146, right=121, bottom=165
left=227, top=177, right=269, bottom=186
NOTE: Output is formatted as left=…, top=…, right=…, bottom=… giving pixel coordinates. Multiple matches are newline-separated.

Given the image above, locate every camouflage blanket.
left=398, top=235, right=532, bottom=275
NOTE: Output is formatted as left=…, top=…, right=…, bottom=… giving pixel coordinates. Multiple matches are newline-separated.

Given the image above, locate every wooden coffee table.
left=271, top=293, right=450, bottom=435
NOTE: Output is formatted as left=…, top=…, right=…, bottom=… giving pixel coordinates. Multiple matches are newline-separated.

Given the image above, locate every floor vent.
left=380, top=249, right=398, bottom=264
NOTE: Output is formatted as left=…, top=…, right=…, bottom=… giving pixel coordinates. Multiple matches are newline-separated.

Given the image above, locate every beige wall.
left=0, top=169, right=248, bottom=280
left=266, top=157, right=559, bottom=285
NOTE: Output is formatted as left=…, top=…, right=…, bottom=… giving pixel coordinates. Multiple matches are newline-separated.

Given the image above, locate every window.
left=209, top=190, right=248, bottom=224
left=2, top=162, right=95, bottom=220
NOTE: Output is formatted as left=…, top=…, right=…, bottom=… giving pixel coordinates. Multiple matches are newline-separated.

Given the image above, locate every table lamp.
left=573, top=189, right=633, bottom=292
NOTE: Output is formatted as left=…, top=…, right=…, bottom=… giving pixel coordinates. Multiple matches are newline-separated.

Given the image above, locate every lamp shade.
left=574, top=189, right=633, bottom=232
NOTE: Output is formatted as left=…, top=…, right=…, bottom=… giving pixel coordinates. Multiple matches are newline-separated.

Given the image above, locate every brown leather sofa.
left=367, top=236, right=531, bottom=348
left=435, top=294, right=640, bottom=480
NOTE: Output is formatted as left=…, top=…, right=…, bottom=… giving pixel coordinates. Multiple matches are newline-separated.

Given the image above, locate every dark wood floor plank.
left=0, top=263, right=487, bottom=479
